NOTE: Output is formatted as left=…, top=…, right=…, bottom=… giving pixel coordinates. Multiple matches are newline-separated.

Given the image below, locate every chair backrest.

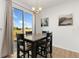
left=26, top=31, right=32, bottom=35
left=16, top=34, right=24, bottom=46
left=47, top=32, right=52, bottom=37
left=42, top=31, right=48, bottom=34
left=16, top=34, right=25, bottom=58
left=43, top=32, right=52, bottom=50
left=16, top=34, right=24, bottom=40
left=46, top=32, right=52, bottom=42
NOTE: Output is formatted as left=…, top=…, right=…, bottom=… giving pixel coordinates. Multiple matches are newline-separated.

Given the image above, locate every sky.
left=13, top=8, right=32, bottom=28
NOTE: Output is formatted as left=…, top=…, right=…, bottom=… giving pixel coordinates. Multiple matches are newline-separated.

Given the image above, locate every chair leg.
left=45, top=49, right=47, bottom=58
left=23, top=50, right=25, bottom=58
left=23, top=53, right=25, bottom=58
left=36, top=46, right=39, bottom=57
left=17, top=50, right=20, bottom=58
left=28, top=51, right=29, bottom=58
left=41, top=49, right=42, bottom=55
left=17, top=43, right=20, bottom=58
left=50, top=53, right=52, bottom=58
left=50, top=39, right=52, bottom=58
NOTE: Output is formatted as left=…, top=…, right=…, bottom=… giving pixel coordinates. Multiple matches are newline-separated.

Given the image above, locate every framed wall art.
left=59, top=14, right=73, bottom=26
left=41, top=17, right=49, bottom=27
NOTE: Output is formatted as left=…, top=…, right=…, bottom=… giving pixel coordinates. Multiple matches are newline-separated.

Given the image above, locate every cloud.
left=19, top=20, right=22, bottom=24
left=13, top=14, right=17, bottom=19
left=24, top=21, right=32, bottom=28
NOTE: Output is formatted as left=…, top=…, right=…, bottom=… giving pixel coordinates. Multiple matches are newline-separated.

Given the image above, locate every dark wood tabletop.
left=24, top=34, right=46, bottom=42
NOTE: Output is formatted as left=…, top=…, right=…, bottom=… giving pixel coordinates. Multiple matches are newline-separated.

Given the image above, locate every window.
left=24, top=12, right=32, bottom=35
left=12, top=8, right=33, bottom=39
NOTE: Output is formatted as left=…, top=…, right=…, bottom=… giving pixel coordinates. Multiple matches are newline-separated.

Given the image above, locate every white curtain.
left=1, top=0, right=13, bottom=57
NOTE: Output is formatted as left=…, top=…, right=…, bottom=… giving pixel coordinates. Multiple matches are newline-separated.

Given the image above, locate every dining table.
left=24, top=34, right=47, bottom=58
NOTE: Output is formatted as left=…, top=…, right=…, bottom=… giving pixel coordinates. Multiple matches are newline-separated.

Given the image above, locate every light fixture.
left=32, top=7, right=35, bottom=11
left=39, top=7, right=42, bottom=11
left=31, top=0, right=42, bottom=14
left=32, top=7, right=42, bottom=13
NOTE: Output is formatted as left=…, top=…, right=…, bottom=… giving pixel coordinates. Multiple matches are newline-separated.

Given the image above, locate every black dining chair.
left=16, top=34, right=32, bottom=58
left=37, top=32, right=52, bottom=58
left=26, top=31, right=32, bottom=35
left=42, top=31, right=47, bottom=33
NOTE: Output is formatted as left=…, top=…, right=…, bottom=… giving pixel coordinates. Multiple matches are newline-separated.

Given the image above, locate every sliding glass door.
left=24, top=12, right=32, bottom=35
left=13, top=8, right=23, bottom=40
left=12, top=8, right=33, bottom=54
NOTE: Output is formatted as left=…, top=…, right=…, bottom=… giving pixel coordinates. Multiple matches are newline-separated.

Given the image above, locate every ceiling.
left=12, top=0, right=69, bottom=10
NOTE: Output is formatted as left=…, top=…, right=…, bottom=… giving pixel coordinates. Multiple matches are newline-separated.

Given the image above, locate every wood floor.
left=53, top=47, right=79, bottom=58
left=7, top=46, right=79, bottom=58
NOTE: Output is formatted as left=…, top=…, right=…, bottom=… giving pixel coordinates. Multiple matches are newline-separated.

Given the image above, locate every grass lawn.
left=13, top=29, right=32, bottom=40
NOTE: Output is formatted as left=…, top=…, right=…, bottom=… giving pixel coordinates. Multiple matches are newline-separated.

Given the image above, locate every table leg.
left=50, top=36, right=52, bottom=58
left=31, top=42, right=37, bottom=58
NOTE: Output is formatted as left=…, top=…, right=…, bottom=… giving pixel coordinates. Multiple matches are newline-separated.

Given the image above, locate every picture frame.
left=41, top=17, right=49, bottom=27
left=59, top=14, right=73, bottom=26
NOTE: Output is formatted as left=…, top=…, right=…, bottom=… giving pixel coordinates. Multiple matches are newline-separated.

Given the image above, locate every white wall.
left=0, top=0, right=6, bottom=57
left=36, top=14, right=42, bottom=34
left=41, top=0, right=79, bottom=52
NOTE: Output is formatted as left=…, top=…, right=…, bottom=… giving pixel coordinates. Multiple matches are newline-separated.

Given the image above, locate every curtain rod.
left=12, top=2, right=33, bottom=13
